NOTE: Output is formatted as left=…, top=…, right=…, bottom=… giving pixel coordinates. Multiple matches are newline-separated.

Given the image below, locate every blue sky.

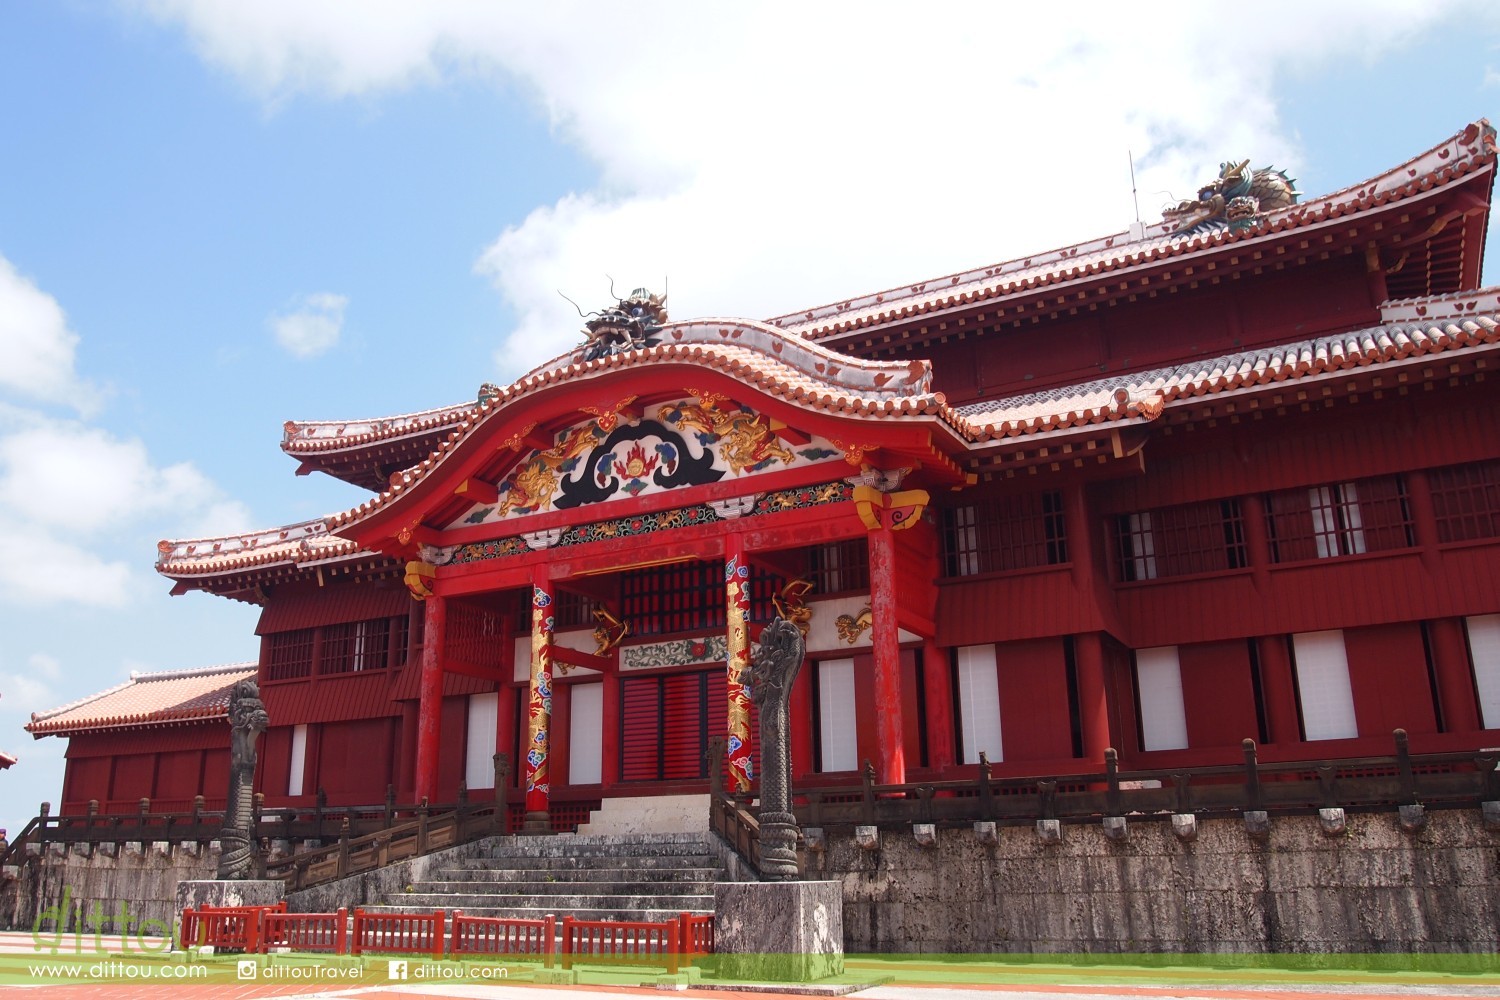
left=1, top=1, right=1497, bottom=836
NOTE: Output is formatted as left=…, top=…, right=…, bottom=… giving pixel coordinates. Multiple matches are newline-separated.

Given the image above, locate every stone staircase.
left=361, top=831, right=729, bottom=923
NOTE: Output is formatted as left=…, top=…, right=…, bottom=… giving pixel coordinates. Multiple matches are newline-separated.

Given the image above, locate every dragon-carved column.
left=724, top=536, right=755, bottom=793
left=524, top=566, right=555, bottom=830
left=750, top=617, right=806, bottom=879
left=217, top=680, right=269, bottom=880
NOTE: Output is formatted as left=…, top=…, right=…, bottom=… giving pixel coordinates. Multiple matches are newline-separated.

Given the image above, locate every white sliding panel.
left=569, top=683, right=604, bottom=785
left=1135, top=646, right=1189, bottom=751
left=956, top=644, right=1004, bottom=764
left=288, top=724, right=308, bottom=796
left=1292, top=630, right=1358, bottom=740
left=817, top=659, right=858, bottom=772
left=1465, top=615, right=1500, bottom=729
left=465, top=692, right=499, bottom=789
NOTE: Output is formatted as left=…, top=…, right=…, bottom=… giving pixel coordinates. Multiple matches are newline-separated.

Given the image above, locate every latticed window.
left=942, top=491, right=1068, bottom=577
left=1112, top=499, right=1247, bottom=582
left=322, top=618, right=393, bottom=673
left=1429, top=459, right=1500, bottom=543
left=1264, top=475, right=1412, bottom=563
left=553, top=591, right=599, bottom=630
left=807, top=540, right=869, bottom=593
left=621, top=561, right=725, bottom=636
left=265, top=628, right=314, bottom=681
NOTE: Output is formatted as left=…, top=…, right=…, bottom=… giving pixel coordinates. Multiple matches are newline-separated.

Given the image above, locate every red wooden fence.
left=449, top=912, right=554, bottom=963
left=178, top=904, right=714, bottom=968
left=178, top=903, right=286, bottom=952
left=560, top=915, right=681, bottom=974
left=350, top=908, right=446, bottom=960
left=261, top=908, right=347, bottom=954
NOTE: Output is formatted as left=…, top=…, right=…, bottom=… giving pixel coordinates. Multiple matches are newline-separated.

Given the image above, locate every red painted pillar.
left=868, top=524, right=907, bottom=785
left=1427, top=618, right=1482, bottom=733
left=414, top=594, right=447, bottom=803
left=601, top=670, right=622, bottom=787
left=524, top=567, right=555, bottom=828
left=923, top=639, right=956, bottom=770
left=724, top=535, right=755, bottom=792
left=1073, top=632, right=1111, bottom=762
left=398, top=701, right=419, bottom=799
left=1256, top=635, right=1302, bottom=746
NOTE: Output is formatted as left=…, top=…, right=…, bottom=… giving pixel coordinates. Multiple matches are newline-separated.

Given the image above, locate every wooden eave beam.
left=454, top=477, right=500, bottom=505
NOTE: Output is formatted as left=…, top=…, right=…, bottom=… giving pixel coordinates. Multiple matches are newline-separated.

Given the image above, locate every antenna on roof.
left=1128, top=150, right=1146, bottom=242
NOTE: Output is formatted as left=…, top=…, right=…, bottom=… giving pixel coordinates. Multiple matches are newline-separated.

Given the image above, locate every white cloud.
left=0, top=257, right=98, bottom=413
left=270, top=292, right=347, bottom=358
left=0, top=654, right=63, bottom=712
left=0, top=258, right=255, bottom=609
left=134, top=1, right=1497, bottom=378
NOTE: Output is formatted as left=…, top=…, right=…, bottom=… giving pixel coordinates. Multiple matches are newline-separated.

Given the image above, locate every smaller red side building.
left=27, top=664, right=255, bottom=814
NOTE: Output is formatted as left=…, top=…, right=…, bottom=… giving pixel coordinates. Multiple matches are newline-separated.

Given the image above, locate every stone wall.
left=1, top=843, right=218, bottom=936
left=809, top=807, right=1500, bottom=954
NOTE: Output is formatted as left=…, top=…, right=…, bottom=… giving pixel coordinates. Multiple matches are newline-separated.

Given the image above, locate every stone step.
left=393, top=891, right=714, bottom=912
left=361, top=903, right=707, bottom=923
left=469, top=836, right=716, bottom=860
left=409, top=880, right=718, bottom=898
left=449, top=854, right=719, bottom=872
left=428, top=866, right=723, bottom=885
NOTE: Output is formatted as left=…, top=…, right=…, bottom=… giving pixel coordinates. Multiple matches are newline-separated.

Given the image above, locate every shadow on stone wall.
left=806, top=808, right=1500, bottom=953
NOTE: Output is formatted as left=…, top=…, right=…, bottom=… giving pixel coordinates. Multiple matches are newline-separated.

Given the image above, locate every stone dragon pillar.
left=217, top=680, right=269, bottom=880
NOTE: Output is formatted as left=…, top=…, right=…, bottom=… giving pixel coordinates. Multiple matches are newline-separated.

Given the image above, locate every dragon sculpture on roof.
left=573, top=286, right=669, bottom=362
left=1164, top=159, right=1298, bottom=235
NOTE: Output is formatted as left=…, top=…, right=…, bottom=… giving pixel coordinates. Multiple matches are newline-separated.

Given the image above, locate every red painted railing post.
left=350, top=908, right=365, bottom=956
left=432, top=910, right=445, bottom=960
left=561, top=916, right=574, bottom=970
left=543, top=914, right=556, bottom=968
left=336, top=907, right=347, bottom=955
left=450, top=909, right=462, bottom=957
left=666, top=919, right=679, bottom=974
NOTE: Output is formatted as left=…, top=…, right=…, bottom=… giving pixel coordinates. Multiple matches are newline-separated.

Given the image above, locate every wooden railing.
left=174, top=904, right=714, bottom=969
left=792, top=732, right=1500, bottom=829
left=707, top=737, right=760, bottom=876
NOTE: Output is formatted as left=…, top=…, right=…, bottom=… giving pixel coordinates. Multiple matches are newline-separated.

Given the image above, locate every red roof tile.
left=27, top=663, right=256, bottom=737
left=0, top=750, right=15, bottom=769
left=770, top=121, right=1496, bottom=341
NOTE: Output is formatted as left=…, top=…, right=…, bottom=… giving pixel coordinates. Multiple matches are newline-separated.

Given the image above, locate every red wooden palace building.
left=29, top=121, right=1500, bottom=826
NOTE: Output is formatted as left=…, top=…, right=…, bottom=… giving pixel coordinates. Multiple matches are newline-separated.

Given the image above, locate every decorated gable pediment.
left=446, top=394, right=845, bottom=531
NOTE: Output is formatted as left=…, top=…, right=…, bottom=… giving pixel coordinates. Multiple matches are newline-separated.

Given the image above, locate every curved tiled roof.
left=328, top=319, right=966, bottom=531
left=27, top=663, right=256, bottom=737
left=282, top=399, right=481, bottom=458
left=156, top=517, right=368, bottom=578
left=960, top=295, right=1500, bottom=441
left=0, top=750, right=15, bottom=769
left=770, top=121, right=1496, bottom=340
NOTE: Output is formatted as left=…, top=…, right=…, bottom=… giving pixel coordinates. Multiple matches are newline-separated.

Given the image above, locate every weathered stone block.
left=1318, top=807, right=1347, bottom=837
left=176, top=880, right=284, bottom=915
left=1172, top=814, right=1198, bottom=842
left=912, top=823, right=936, bottom=847
left=1243, top=810, right=1270, bottom=842
left=1398, top=803, right=1427, bottom=834
left=1102, top=816, right=1128, bottom=841
left=714, top=880, right=843, bottom=982
left=973, top=821, right=998, bottom=845
left=853, top=826, right=879, bottom=851
left=1035, top=819, right=1062, bottom=844
left=1483, top=800, right=1500, bottom=831
left=802, top=827, right=825, bottom=853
